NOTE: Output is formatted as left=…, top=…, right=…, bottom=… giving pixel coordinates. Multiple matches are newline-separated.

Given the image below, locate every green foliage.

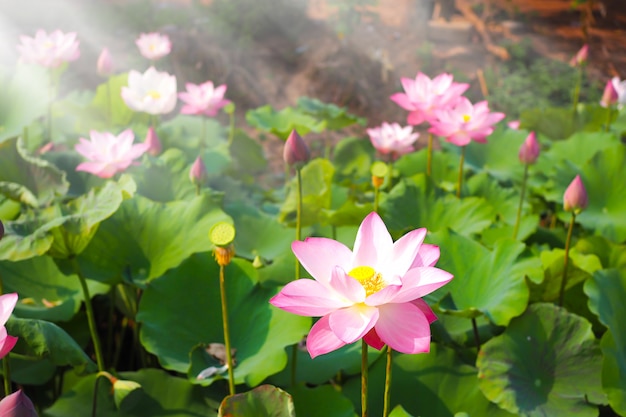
left=218, top=385, right=295, bottom=417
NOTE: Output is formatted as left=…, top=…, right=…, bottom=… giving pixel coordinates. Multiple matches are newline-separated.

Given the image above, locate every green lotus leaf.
left=519, top=107, right=580, bottom=140
left=296, top=96, right=366, bottom=131
left=44, top=368, right=223, bottom=417
left=575, top=236, right=626, bottom=271
left=78, top=193, right=231, bottom=284
left=585, top=269, right=626, bottom=415
left=158, top=115, right=225, bottom=154
left=394, top=148, right=459, bottom=191
left=91, top=73, right=151, bottom=128
left=388, top=405, right=413, bottom=417
left=477, top=303, right=606, bottom=417
left=137, top=256, right=310, bottom=386
left=228, top=129, right=268, bottom=178
left=343, top=344, right=514, bottom=417
left=218, top=385, right=295, bottom=417
left=542, top=131, right=618, bottom=171
left=332, top=136, right=373, bottom=182
left=429, top=229, right=541, bottom=325
left=133, top=149, right=196, bottom=202
left=246, top=105, right=325, bottom=137
left=290, top=383, right=356, bottom=417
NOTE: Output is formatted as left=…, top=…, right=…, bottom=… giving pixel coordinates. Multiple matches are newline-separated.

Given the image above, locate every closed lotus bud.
left=144, top=127, right=162, bottom=156
left=97, top=47, right=113, bottom=77
left=564, top=175, right=588, bottom=213
left=0, top=220, right=4, bottom=241
left=189, top=156, right=207, bottom=186
left=569, top=44, right=588, bottom=67
left=0, top=389, right=38, bottom=417
left=600, top=79, right=618, bottom=108
left=283, top=130, right=310, bottom=168
left=518, top=131, right=540, bottom=164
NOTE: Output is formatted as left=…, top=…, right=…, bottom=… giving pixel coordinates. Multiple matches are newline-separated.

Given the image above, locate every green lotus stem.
left=228, top=111, right=235, bottom=147
left=471, top=317, right=481, bottom=349
left=456, top=147, right=466, bottom=199
left=513, top=163, right=529, bottom=239
left=374, top=186, right=380, bottom=214
left=605, top=106, right=613, bottom=132
left=105, top=79, right=112, bottom=126
left=71, top=258, right=105, bottom=373
left=219, top=264, right=236, bottom=395
left=558, top=212, right=576, bottom=306
left=361, top=340, right=369, bottom=417
left=426, top=132, right=433, bottom=177
left=572, top=66, right=582, bottom=114
left=290, top=167, right=304, bottom=387
left=382, top=346, right=393, bottom=417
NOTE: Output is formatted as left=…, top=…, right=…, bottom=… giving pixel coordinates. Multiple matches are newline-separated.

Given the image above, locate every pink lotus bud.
left=518, top=131, right=540, bottom=164
left=283, top=130, right=310, bottom=168
left=564, top=175, right=588, bottom=213
left=600, top=79, right=618, bottom=107
left=97, top=47, right=113, bottom=76
left=144, top=127, right=162, bottom=156
left=0, top=389, right=38, bottom=417
left=190, top=156, right=207, bottom=186
left=569, top=44, right=588, bottom=67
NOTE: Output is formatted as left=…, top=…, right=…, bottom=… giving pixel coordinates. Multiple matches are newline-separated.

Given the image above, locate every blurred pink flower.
left=367, top=122, right=419, bottom=159
left=136, top=32, right=171, bottom=60
left=283, top=129, right=310, bottom=168
left=144, top=127, right=162, bottom=156
left=0, top=389, right=38, bottom=417
left=600, top=78, right=619, bottom=107
left=178, top=81, right=231, bottom=117
left=390, top=72, right=469, bottom=125
left=507, top=120, right=521, bottom=130
left=0, top=293, right=18, bottom=360
left=518, top=131, right=540, bottom=164
left=121, top=67, right=177, bottom=115
left=569, top=44, right=588, bottom=67
left=75, top=130, right=149, bottom=178
left=97, top=47, right=114, bottom=76
left=564, top=175, right=588, bottom=213
left=611, top=76, right=626, bottom=105
left=189, top=156, right=207, bottom=186
left=429, top=97, right=505, bottom=146
left=270, top=212, right=453, bottom=358
left=16, top=29, right=80, bottom=68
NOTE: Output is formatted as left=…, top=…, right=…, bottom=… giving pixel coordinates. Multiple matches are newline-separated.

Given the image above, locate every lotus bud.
left=564, top=175, right=588, bottom=213
left=569, top=44, right=588, bottom=67
left=112, top=379, right=143, bottom=410
left=0, top=389, right=38, bottom=417
left=189, top=156, right=207, bottom=186
left=144, top=127, right=162, bottom=156
left=283, top=130, right=310, bottom=169
left=518, top=131, right=540, bottom=164
left=0, top=220, right=4, bottom=241
left=97, top=47, right=113, bottom=77
left=600, top=79, right=618, bottom=108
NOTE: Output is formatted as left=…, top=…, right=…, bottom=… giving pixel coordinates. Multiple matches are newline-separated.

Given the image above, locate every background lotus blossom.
left=121, top=67, right=177, bottom=115
left=179, top=81, right=231, bottom=117
left=429, top=97, right=505, bottom=146
left=0, top=293, right=18, bottom=360
left=519, top=131, right=540, bottom=164
left=390, top=72, right=469, bottom=125
left=75, top=129, right=149, bottom=178
left=136, top=32, right=171, bottom=60
left=569, top=44, right=588, bottom=67
left=367, top=122, right=419, bottom=159
left=97, top=47, right=113, bottom=76
left=600, top=79, right=618, bottom=107
left=270, top=212, right=453, bottom=358
left=16, top=29, right=80, bottom=68
left=609, top=76, right=626, bottom=106
left=283, top=129, right=310, bottom=168
left=0, top=389, right=38, bottom=417
left=564, top=174, right=588, bottom=213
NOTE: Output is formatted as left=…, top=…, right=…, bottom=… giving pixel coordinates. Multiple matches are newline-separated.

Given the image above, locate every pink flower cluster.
left=17, top=30, right=79, bottom=68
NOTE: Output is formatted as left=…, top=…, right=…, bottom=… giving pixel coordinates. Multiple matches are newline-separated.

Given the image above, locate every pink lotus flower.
left=97, top=47, right=113, bottom=76
left=367, top=122, right=419, bottom=159
left=390, top=72, right=469, bottom=125
left=429, top=97, right=505, bottom=146
left=16, top=29, right=80, bottom=68
left=0, top=293, right=18, bottom=360
left=507, top=120, right=521, bottom=130
left=283, top=130, right=310, bottom=168
left=270, top=212, right=453, bottom=358
left=121, top=67, right=177, bottom=115
left=75, top=130, right=149, bottom=178
left=178, top=81, right=231, bottom=117
left=0, top=389, right=38, bottom=417
left=144, top=127, right=162, bottom=156
left=564, top=175, right=588, bottom=213
left=569, top=44, right=588, bottom=67
left=611, top=76, right=626, bottom=105
left=189, top=156, right=208, bottom=186
left=136, top=32, right=171, bottom=60
left=518, top=131, right=540, bottom=164
left=600, top=78, right=619, bottom=108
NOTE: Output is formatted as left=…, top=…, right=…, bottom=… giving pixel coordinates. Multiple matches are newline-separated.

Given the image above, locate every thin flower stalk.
left=456, top=147, right=466, bottom=198
left=513, top=163, right=529, bottom=239
left=361, top=339, right=369, bottom=417
left=219, top=263, right=235, bottom=395
left=426, top=132, right=433, bottom=177
left=559, top=213, right=576, bottom=307
left=290, top=166, right=304, bottom=387
left=573, top=66, right=583, bottom=114
left=382, top=346, right=392, bottom=417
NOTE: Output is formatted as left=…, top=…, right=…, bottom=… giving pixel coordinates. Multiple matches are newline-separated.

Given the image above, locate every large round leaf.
left=137, top=256, right=310, bottom=387
left=218, top=385, right=295, bottom=417
left=585, top=269, right=626, bottom=415
left=290, top=383, right=356, bottom=417
left=477, top=303, right=606, bottom=417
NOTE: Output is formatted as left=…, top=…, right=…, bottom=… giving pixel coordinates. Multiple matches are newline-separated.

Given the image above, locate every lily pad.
left=246, top=105, right=325, bottom=137
left=218, top=385, right=295, bottom=417
left=296, top=96, right=366, bottom=131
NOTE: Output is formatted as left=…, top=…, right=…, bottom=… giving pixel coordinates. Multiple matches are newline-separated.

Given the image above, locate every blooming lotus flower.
left=283, top=130, right=310, bottom=168
left=367, top=122, right=419, bottom=159
left=518, top=131, right=540, bottom=164
left=135, top=32, right=171, bottom=60
left=0, top=293, right=18, bottom=360
left=189, top=156, right=207, bottom=186
left=97, top=47, right=113, bottom=76
left=0, top=389, right=38, bottom=417
left=569, top=44, right=588, bottom=67
left=390, top=72, right=469, bottom=125
left=611, top=76, right=626, bottom=105
left=429, top=97, right=505, bottom=146
left=178, top=81, right=231, bottom=117
left=16, top=29, right=80, bottom=68
left=564, top=175, right=588, bottom=213
left=270, top=212, right=453, bottom=358
left=144, top=127, right=162, bottom=156
left=121, top=67, right=177, bottom=115
left=600, top=79, right=619, bottom=107
left=75, top=130, right=149, bottom=178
